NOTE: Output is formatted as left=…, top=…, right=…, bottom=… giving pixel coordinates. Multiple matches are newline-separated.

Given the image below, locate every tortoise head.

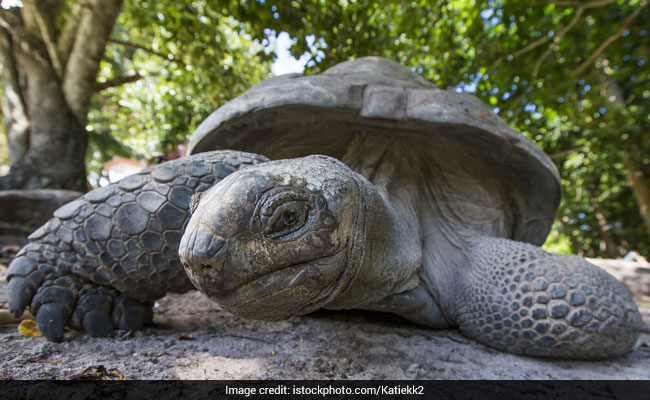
left=179, top=155, right=365, bottom=319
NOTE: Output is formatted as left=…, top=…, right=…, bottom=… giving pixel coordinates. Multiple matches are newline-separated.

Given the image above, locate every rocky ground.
left=0, top=263, right=649, bottom=380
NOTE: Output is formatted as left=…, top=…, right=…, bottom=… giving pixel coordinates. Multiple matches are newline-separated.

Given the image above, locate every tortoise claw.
left=36, top=303, right=67, bottom=343
left=117, top=309, right=145, bottom=331
left=83, top=309, right=114, bottom=338
left=72, top=289, right=116, bottom=338
left=7, top=278, right=34, bottom=318
left=114, top=294, right=151, bottom=331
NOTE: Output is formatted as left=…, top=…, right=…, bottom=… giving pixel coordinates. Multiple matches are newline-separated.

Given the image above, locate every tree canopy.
left=87, top=0, right=270, bottom=184
left=0, top=0, right=269, bottom=191
left=0, top=0, right=648, bottom=258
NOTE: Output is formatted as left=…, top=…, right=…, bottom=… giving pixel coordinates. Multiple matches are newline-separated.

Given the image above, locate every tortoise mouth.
left=204, top=248, right=348, bottom=319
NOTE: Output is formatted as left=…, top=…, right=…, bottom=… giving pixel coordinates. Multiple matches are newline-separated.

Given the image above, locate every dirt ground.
left=0, top=265, right=649, bottom=380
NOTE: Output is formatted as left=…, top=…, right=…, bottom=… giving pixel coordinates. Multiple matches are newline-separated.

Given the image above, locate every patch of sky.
left=480, top=8, right=494, bottom=19
left=264, top=31, right=307, bottom=75
left=454, top=80, right=478, bottom=93
left=263, top=31, right=326, bottom=75
left=1, top=0, right=21, bottom=8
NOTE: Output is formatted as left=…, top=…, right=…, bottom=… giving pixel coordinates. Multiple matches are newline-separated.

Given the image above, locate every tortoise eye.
left=283, top=211, right=298, bottom=225
left=265, top=202, right=308, bottom=239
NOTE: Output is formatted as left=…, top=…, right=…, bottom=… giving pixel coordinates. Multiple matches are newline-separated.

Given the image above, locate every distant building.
left=102, top=157, right=146, bottom=185
left=99, top=144, right=187, bottom=186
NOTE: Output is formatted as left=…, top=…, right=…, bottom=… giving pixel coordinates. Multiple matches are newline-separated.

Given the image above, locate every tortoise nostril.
left=181, top=228, right=227, bottom=282
left=198, top=261, right=222, bottom=281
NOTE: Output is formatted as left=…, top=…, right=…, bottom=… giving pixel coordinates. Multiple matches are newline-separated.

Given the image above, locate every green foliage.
left=542, top=221, right=574, bottom=255
left=10, top=0, right=643, bottom=257
left=224, top=0, right=650, bottom=258
left=222, top=0, right=487, bottom=85
left=86, top=0, right=271, bottom=185
left=480, top=0, right=650, bottom=258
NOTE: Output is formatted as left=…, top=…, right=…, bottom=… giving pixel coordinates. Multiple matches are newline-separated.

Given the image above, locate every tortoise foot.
left=454, top=236, right=643, bottom=359
left=7, top=252, right=152, bottom=341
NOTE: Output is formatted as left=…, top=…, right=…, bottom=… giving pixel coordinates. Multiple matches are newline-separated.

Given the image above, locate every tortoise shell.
left=188, top=57, right=561, bottom=246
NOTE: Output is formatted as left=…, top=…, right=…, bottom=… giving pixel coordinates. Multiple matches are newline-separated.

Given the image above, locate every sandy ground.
left=1, top=264, right=649, bottom=380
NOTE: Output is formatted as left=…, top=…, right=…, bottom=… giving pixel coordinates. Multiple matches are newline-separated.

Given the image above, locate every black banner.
left=1, top=380, right=648, bottom=400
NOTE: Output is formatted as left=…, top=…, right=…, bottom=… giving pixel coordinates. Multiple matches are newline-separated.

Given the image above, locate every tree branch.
left=108, top=39, right=186, bottom=66
left=548, top=146, right=584, bottom=159
left=57, top=1, right=84, bottom=73
left=0, top=8, right=24, bottom=37
left=23, top=0, right=64, bottom=77
left=0, top=27, right=30, bottom=164
left=95, top=73, right=141, bottom=91
left=530, top=4, right=585, bottom=79
left=487, top=0, right=617, bottom=74
left=0, top=8, right=52, bottom=69
left=532, top=46, right=553, bottom=80
left=62, top=0, right=123, bottom=125
left=570, top=2, right=648, bottom=77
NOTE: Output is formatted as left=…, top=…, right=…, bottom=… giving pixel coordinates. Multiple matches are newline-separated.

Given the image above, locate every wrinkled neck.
left=325, top=171, right=422, bottom=309
left=328, top=132, right=515, bottom=314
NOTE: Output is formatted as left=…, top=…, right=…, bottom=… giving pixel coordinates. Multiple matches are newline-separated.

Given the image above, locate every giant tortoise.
left=7, top=57, right=642, bottom=359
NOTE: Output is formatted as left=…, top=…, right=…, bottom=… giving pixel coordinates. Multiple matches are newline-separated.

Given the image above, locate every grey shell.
left=187, top=57, right=561, bottom=246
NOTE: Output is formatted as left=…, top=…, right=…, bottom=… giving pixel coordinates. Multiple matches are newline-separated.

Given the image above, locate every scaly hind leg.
left=451, top=236, right=642, bottom=359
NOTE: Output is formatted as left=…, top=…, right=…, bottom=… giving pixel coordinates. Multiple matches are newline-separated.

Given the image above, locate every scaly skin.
left=6, top=150, right=268, bottom=342
left=179, top=155, right=643, bottom=360
left=452, top=237, right=642, bottom=359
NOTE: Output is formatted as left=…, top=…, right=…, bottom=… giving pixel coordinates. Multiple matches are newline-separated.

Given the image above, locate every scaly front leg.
left=452, top=236, right=642, bottom=359
left=7, top=150, right=268, bottom=342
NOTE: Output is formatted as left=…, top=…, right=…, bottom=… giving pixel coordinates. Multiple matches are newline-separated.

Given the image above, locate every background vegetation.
left=0, top=0, right=648, bottom=259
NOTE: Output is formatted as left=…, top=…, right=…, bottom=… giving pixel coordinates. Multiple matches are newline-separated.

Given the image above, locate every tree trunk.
left=0, top=27, right=87, bottom=191
left=0, top=0, right=123, bottom=192
left=627, top=160, right=650, bottom=242
left=0, top=30, right=87, bottom=191
left=558, top=215, right=584, bottom=256
left=0, top=28, right=29, bottom=165
left=0, top=97, right=88, bottom=192
left=590, top=191, right=618, bottom=258
left=600, top=73, right=650, bottom=243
